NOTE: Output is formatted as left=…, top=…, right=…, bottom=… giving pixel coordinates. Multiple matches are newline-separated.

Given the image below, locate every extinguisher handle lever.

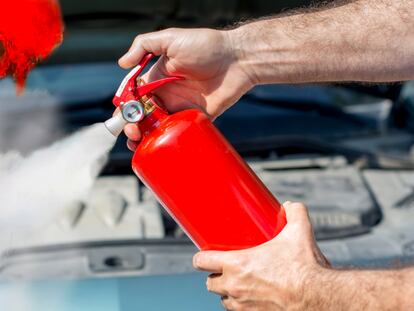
left=136, top=76, right=183, bottom=97
left=112, top=53, right=183, bottom=106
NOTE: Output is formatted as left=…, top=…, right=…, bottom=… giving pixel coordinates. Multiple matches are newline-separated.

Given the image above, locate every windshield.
left=1, top=1, right=414, bottom=310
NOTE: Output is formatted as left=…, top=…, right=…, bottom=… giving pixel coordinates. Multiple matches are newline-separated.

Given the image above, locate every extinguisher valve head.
left=104, top=100, right=145, bottom=137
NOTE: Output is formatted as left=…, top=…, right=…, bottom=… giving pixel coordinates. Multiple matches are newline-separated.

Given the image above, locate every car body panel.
left=0, top=273, right=220, bottom=311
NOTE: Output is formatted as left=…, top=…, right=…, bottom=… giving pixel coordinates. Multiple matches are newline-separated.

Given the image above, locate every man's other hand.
left=193, top=201, right=330, bottom=311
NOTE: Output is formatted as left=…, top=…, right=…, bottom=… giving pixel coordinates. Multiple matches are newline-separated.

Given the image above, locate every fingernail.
left=194, top=253, right=203, bottom=267
left=283, top=201, right=292, bottom=207
left=193, top=253, right=201, bottom=267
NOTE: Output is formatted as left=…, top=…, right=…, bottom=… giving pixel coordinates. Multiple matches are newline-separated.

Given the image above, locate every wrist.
left=297, top=265, right=335, bottom=310
left=302, top=268, right=406, bottom=311
left=272, top=260, right=333, bottom=310
left=223, top=26, right=262, bottom=88
left=226, top=20, right=303, bottom=86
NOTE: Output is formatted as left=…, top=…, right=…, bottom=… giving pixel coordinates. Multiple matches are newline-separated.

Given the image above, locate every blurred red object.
left=0, top=0, right=63, bottom=93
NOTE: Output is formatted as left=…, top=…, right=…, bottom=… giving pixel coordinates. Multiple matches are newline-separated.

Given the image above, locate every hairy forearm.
left=229, top=0, right=414, bottom=84
left=304, top=267, right=414, bottom=310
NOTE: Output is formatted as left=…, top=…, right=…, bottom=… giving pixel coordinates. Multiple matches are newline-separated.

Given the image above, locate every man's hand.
left=118, top=28, right=255, bottom=150
left=193, top=201, right=414, bottom=311
left=193, top=202, right=330, bottom=311
left=117, top=1, right=414, bottom=151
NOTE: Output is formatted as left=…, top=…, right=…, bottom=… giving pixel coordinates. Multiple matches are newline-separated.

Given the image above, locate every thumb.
left=282, top=201, right=311, bottom=226
left=118, top=29, right=176, bottom=68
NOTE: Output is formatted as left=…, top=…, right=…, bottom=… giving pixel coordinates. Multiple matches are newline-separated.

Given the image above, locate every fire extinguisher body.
left=133, top=108, right=286, bottom=250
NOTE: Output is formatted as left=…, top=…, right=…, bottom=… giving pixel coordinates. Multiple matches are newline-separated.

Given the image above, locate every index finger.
left=118, top=29, right=175, bottom=69
left=193, top=251, right=229, bottom=273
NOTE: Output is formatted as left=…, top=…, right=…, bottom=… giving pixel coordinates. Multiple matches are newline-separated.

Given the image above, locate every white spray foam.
left=0, top=123, right=116, bottom=248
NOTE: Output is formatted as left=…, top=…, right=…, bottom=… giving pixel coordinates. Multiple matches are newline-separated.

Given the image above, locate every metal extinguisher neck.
left=138, top=95, right=168, bottom=137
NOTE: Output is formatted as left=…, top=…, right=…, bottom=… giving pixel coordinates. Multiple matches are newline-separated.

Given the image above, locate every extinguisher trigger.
left=112, top=52, right=183, bottom=105
left=113, top=53, right=155, bottom=106
left=136, top=76, right=184, bottom=97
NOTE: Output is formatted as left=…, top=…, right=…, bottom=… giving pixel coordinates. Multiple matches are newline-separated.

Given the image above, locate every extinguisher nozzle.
left=104, top=113, right=127, bottom=137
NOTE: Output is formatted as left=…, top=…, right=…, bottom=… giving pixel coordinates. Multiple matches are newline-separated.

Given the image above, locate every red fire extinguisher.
left=105, top=53, right=286, bottom=251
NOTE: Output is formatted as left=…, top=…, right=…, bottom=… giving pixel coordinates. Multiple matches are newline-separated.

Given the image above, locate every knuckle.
left=220, top=300, right=230, bottom=310
left=221, top=298, right=237, bottom=310
left=164, top=27, right=179, bottom=33
left=230, top=256, right=242, bottom=267
left=133, top=34, right=142, bottom=44
left=206, top=276, right=228, bottom=295
left=226, top=282, right=245, bottom=298
left=132, top=34, right=147, bottom=47
left=230, top=254, right=247, bottom=267
left=233, top=305, right=245, bottom=311
left=228, top=288, right=242, bottom=298
left=226, top=300, right=244, bottom=311
left=134, top=34, right=144, bottom=41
